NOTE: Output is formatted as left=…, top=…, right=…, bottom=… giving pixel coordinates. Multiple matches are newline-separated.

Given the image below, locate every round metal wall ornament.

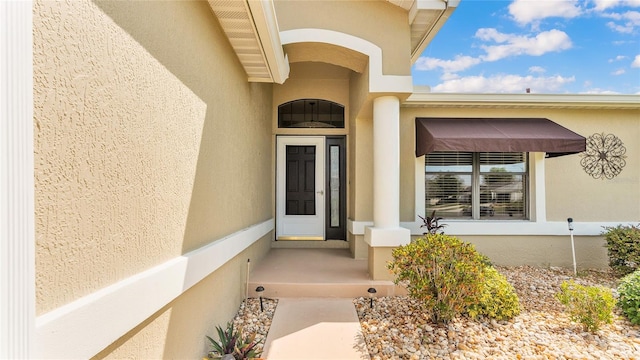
left=580, top=133, right=627, bottom=180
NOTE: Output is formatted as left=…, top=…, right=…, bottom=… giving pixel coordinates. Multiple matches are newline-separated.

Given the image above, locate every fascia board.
left=247, top=0, right=289, bottom=84
left=410, top=0, right=459, bottom=63
left=404, top=93, right=640, bottom=109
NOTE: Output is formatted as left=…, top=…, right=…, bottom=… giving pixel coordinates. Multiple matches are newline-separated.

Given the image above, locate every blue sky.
left=412, top=0, right=640, bottom=94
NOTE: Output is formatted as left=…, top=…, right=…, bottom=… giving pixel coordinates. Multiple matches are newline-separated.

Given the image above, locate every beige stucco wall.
left=408, top=234, right=609, bottom=269
left=274, top=0, right=411, bottom=76
left=92, top=235, right=271, bottom=360
left=399, top=107, right=640, bottom=222
left=34, top=0, right=272, bottom=357
left=543, top=109, right=639, bottom=221
left=356, top=104, right=636, bottom=276
left=472, top=235, right=609, bottom=269
left=366, top=230, right=611, bottom=278
left=272, top=62, right=351, bottom=134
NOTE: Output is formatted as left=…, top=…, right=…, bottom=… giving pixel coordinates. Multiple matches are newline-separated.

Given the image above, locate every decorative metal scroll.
left=580, top=133, right=627, bottom=180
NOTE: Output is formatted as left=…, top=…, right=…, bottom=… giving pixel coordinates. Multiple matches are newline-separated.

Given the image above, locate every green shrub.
left=468, top=266, right=521, bottom=321
left=618, top=269, right=640, bottom=325
left=206, top=321, right=262, bottom=360
left=388, top=234, right=485, bottom=323
left=556, top=280, right=615, bottom=332
left=603, top=224, right=640, bottom=276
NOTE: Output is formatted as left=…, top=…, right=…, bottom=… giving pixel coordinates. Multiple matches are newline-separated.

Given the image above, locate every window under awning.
left=415, top=118, right=586, bottom=158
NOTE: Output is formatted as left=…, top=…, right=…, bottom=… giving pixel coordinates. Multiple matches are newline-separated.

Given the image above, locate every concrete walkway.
left=262, top=298, right=369, bottom=360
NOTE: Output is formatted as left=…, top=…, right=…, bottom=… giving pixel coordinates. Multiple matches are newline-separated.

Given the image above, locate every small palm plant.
left=206, top=321, right=262, bottom=360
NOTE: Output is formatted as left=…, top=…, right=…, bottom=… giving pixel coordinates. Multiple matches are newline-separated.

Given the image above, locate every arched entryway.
left=275, top=99, right=347, bottom=241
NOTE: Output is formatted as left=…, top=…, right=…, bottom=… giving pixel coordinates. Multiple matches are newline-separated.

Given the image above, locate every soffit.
left=208, top=0, right=289, bottom=83
left=208, top=0, right=271, bottom=81
left=388, top=0, right=459, bottom=62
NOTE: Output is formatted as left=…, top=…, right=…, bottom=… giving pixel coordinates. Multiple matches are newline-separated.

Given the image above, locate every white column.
left=373, top=96, right=400, bottom=227
left=364, top=96, right=410, bottom=247
left=1, top=1, right=35, bottom=358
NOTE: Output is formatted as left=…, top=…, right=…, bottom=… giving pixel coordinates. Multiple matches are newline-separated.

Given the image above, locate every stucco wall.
left=543, top=109, right=639, bottom=221
left=399, top=106, right=640, bottom=223
left=92, top=235, right=271, bottom=360
left=34, top=0, right=272, bottom=358
left=351, top=104, right=636, bottom=275
left=274, top=0, right=411, bottom=76
left=353, top=117, right=374, bottom=221
left=273, top=62, right=351, bottom=133
left=408, top=234, right=608, bottom=269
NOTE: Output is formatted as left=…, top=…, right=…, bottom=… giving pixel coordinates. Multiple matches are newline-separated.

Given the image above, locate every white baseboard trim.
left=348, top=219, right=635, bottom=237
left=35, top=219, right=274, bottom=359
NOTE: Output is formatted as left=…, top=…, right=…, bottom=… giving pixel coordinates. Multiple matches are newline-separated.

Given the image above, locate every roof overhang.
left=415, top=117, right=587, bottom=158
left=388, top=0, right=460, bottom=63
left=405, top=93, right=640, bottom=109
left=208, top=0, right=289, bottom=84
left=209, top=0, right=457, bottom=83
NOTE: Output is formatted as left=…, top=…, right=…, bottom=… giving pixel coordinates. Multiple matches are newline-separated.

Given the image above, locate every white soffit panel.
left=387, top=0, right=460, bottom=63
left=208, top=0, right=289, bottom=83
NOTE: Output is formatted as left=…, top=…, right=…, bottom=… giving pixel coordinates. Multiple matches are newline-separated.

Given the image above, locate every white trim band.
left=349, top=219, right=634, bottom=237
left=279, top=29, right=413, bottom=93
left=35, top=219, right=274, bottom=359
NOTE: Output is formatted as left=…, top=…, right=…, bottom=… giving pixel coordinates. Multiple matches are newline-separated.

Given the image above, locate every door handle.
left=317, top=190, right=324, bottom=195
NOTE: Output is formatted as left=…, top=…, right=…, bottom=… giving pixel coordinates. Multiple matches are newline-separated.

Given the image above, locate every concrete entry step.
left=248, top=248, right=406, bottom=298
left=262, top=298, right=369, bottom=360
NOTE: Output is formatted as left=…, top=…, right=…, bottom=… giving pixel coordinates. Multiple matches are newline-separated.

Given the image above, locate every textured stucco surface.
left=34, top=0, right=206, bottom=314
left=91, top=235, right=272, bottom=360
left=274, top=0, right=411, bottom=75
left=399, top=107, right=640, bottom=223
left=33, top=2, right=273, bottom=358
left=455, top=235, right=608, bottom=270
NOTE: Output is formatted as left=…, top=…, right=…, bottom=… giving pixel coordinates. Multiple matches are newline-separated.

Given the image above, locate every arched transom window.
left=278, top=99, right=345, bottom=128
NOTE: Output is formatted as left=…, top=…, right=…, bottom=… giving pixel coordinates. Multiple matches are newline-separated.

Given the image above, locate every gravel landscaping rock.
left=228, top=267, right=639, bottom=359
left=229, top=297, right=278, bottom=355
left=355, top=266, right=640, bottom=359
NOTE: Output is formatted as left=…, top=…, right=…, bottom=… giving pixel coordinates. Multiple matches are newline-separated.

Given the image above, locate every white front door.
left=276, top=136, right=325, bottom=240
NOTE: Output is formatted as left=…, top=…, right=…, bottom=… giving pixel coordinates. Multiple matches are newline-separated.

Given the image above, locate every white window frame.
left=414, top=152, right=547, bottom=235
left=424, top=152, right=530, bottom=221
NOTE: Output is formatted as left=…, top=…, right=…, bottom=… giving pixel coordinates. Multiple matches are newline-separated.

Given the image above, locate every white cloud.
left=609, top=55, right=627, bottom=62
left=601, top=10, right=640, bottom=33
left=632, top=54, right=640, bottom=67
left=441, top=72, right=461, bottom=81
left=414, top=55, right=481, bottom=73
left=477, top=29, right=572, bottom=62
left=529, top=66, right=546, bottom=73
left=612, top=68, right=626, bottom=75
left=580, top=88, right=622, bottom=94
left=592, top=0, right=640, bottom=11
left=509, top=0, right=582, bottom=25
left=430, top=74, right=575, bottom=93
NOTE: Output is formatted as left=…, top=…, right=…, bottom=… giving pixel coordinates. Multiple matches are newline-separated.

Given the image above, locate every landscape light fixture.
left=567, top=218, right=576, bottom=276
left=255, top=286, right=265, bottom=312
left=367, top=287, right=377, bottom=309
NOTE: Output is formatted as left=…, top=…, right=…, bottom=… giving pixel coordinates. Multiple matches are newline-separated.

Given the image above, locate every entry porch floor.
left=248, top=248, right=405, bottom=299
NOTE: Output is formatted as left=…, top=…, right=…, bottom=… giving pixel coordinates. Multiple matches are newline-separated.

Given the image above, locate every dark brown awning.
left=415, top=118, right=586, bottom=158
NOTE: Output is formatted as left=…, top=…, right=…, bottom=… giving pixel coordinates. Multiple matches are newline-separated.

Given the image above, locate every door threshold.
left=277, top=236, right=324, bottom=241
